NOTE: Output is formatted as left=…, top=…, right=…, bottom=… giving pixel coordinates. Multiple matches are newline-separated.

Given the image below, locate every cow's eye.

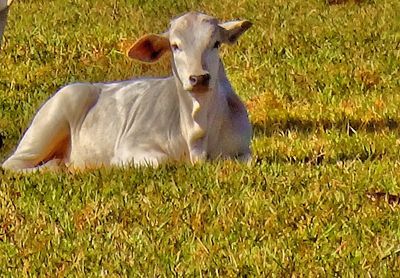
left=171, top=44, right=180, bottom=51
left=213, top=41, right=221, bottom=49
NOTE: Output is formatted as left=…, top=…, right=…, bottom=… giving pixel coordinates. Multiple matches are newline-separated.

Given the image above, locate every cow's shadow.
left=252, top=116, right=399, bottom=137
left=251, top=115, right=400, bottom=165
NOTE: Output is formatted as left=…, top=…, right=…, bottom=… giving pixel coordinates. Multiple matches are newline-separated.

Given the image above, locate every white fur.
left=2, top=12, right=252, bottom=171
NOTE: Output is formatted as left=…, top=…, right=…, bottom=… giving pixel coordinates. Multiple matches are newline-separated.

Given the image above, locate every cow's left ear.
left=219, top=20, right=252, bottom=44
left=127, top=34, right=170, bottom=63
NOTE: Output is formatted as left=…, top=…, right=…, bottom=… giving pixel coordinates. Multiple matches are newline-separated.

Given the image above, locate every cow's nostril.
left=189, top=74, right=210, bottom=87
left=203, top=74, right=210, bottom=85
left=189, top=75, right=198, bottom=86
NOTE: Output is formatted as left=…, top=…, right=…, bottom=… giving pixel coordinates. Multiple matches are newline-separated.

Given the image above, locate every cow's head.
left=128, top=12, right=252, bottom=93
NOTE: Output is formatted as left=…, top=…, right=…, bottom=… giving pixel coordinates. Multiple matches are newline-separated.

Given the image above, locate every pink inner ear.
left=128, top=35, right=169, bottom=62
left=128, top=38, right=155, bottom=62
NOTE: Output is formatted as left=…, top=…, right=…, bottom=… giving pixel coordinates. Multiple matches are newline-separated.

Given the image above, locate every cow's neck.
left=173, top=62, right=226, bottom=163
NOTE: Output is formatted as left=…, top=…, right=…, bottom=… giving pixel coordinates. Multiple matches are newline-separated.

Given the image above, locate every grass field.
left=1, top=0, right=400, bottom=276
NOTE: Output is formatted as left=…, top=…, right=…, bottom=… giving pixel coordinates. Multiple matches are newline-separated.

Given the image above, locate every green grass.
left=1, top=0, right=400, bottom=275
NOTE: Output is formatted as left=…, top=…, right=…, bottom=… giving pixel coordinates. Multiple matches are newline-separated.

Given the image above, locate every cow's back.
left=68, top=77, right=184, bottom=166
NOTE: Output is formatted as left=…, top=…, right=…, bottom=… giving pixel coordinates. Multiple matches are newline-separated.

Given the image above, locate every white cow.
left=0, top=0, right=12, bottom=47
left=2, top=12, right=252, bottom=171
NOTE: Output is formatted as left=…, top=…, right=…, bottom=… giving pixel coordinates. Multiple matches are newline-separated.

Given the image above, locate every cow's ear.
left=127, top=34, right=170, bottom=63
left=219, top=20, right=252, bottom=44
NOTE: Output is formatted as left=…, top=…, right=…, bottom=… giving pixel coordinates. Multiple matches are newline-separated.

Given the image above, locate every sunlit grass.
left=1, top=0, right=400, bottom=275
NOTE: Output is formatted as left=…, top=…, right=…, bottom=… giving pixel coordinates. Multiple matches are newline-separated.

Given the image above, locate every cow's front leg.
left=237, top=151, right=252, bottom=165
left=188, top=136, right=208, bottom=164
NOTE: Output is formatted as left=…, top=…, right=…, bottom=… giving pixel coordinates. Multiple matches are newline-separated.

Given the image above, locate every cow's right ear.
left=127, top=34, right=170, bottom=63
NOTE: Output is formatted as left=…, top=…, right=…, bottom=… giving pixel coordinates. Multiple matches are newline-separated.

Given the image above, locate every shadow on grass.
left=253, top=148, right=387, bottom=166
left=252, top=115, right=399, bottom=137
left=252, top=115, right=397, bottom=165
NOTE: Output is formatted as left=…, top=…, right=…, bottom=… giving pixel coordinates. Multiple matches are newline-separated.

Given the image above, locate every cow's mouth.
left=190, top=84, right=210, bottom=94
